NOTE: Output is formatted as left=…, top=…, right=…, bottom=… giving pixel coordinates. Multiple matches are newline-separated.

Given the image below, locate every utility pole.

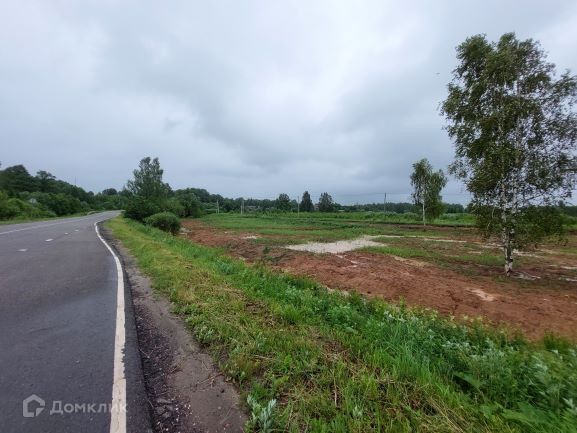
left=216, top=200, right=219, bottom=214
left=241, top=198, right=244, bottom=215
left=383, top=192, right=387, bottom=213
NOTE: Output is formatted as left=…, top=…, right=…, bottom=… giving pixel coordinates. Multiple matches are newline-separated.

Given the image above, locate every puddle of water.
left=286, top=236, right=382, bottom=254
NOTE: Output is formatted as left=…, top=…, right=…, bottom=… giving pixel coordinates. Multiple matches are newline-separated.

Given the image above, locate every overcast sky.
left=1, top=1, right=576, bottom=204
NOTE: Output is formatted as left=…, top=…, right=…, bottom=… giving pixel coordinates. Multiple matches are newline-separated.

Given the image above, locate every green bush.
left=0, top=198, right=19, bottom=219
left=144, top=212, right=181, bottom=234
left=124, top=196, right=161, bottom=222
left=47, top=193, right=82, bottom=216
left=11, top=198, right=54, bottom=219
left=165, top=197, right=186, bottom=217
left=0, top=192, right=56, bottom=220
left=176, top=193, right=202, bottom=218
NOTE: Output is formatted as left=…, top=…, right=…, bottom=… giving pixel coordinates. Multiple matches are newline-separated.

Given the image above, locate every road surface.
left=0, top=212, right=149, bottom=433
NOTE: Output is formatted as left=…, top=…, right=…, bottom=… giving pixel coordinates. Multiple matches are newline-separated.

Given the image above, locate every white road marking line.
left=94, top=222, right=126, bottom=433
left=18, top=248, right=27, bottom=252
left=45, top=239, right=53, bottom=242
left=64, top=232, right=69, bottom=235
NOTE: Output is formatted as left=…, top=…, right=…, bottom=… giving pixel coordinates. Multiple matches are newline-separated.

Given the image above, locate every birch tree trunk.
left=422, top=201, right=426, bottom=227
left=503, top=228, right=514, bottom=276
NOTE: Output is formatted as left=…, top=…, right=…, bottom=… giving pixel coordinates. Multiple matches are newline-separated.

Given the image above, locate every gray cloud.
left=1, top=0, right=576, bottom=204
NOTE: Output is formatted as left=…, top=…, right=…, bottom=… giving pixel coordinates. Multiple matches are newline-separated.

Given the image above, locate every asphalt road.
left=0, top=212, right=150, bottom=433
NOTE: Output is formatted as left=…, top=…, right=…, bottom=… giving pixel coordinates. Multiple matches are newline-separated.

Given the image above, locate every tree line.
left=0, top=164, right=123, bottom=220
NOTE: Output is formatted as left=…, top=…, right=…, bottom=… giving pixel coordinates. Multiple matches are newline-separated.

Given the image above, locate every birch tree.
left=410, top=158, right=447, bottom=226
left=442, top=33, right=577, bottom=275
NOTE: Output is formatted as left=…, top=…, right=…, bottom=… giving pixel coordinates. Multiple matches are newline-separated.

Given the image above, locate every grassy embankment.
left=109, top=217, right=577, bottom=432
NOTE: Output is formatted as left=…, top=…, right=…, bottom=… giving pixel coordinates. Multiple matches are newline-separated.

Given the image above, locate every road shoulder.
left=101, top=224, right=247, bottom=433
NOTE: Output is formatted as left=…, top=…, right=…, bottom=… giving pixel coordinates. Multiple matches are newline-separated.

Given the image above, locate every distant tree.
left=35, top=192, right=82, bottom=216
left=124, top=157, right=170, bottom=221
left=189, top=188, right=211, bottom=203
left=275, top=193, right=292, bottom=211
left=174, top=191, right=202, bottom=217
left=217, top=198, right=233, bottom=212
left=126, top=157, right=170, bottom=202
left=442, top=33, right=577, bottom=275
left=36, top=171, right=57, bottom=193
left=318, top=192, right=334, bottom=212
left=410, top=159, right=447, bottom=225
left=300, top=191, right=314, bottom=212
left=93, top=189, right=125, bottom=211
left=0, top=164, right=104, bottom=219
left=165, top=197, right=186, bottom=217
left=0, top=165, right=37, bottom=194
left=445, top=203, right=465, bottom=214
left=101, top=188, right=118, bottom=196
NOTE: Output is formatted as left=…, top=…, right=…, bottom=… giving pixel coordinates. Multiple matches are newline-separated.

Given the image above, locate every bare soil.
left=182, top=220, right=577, bottom=341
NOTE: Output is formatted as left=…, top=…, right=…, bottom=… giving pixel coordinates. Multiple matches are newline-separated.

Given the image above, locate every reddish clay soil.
left=182, top=220, right=577, bottom=341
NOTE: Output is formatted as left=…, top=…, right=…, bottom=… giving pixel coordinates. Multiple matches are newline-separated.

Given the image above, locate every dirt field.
left=182, top=219, right=577, bottom=341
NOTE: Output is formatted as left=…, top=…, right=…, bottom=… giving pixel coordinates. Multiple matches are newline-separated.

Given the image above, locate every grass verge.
left=108, top=217, right=577, bottom=433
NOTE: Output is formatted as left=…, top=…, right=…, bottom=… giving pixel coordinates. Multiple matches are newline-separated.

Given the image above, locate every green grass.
left=364, top=245, right=505, bottom=269
left=224, top=211, right=476, bottom=226
left=363, top=245, right=438, bottom=260
left=108, top=217, right=577, bottom=433
left=204, top=211, right=475, bottom=227
left=201, top=213, right=467, bottom=245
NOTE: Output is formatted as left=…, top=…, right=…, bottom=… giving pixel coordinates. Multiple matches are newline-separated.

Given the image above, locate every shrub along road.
left=0, top=212, right=150, bottom=433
